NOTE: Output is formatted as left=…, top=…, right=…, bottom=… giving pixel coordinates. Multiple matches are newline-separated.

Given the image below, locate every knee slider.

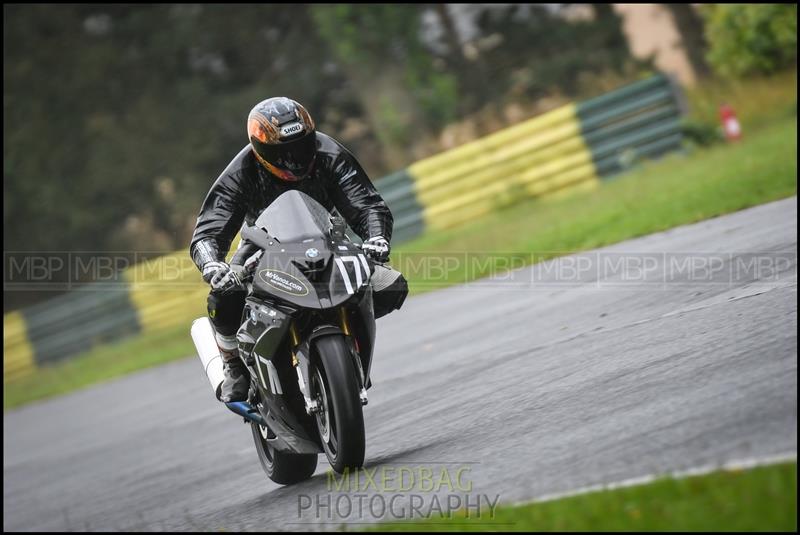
left=373, top=272, right=408, bottom=319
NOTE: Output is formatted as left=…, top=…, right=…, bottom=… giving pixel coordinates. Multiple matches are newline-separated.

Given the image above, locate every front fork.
left=291, top=306, right=368, bottom=416
left=339, top=307, right=369, bottom=407
left=288, top=321, right=318, bottom=415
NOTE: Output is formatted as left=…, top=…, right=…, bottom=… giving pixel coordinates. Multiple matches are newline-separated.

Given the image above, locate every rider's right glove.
left=202, top=261, right=246, bottom=294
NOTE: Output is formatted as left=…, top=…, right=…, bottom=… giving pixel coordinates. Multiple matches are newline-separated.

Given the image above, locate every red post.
left=719, top=104, right=742, bottom=142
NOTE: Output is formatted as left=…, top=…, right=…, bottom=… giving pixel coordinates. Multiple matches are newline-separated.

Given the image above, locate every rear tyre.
left=251, top=422, right=317, bottom=485
left=311, top=334, right=365, bottom=473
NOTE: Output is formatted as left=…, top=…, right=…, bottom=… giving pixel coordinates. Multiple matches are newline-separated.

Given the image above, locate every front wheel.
left=311, top=334, right=365, bottom=473
left=251, top=422, right=317, bottom=485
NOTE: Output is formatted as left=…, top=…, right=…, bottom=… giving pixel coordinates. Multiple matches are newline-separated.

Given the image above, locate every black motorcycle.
left=191, top=190, right=377, bottom=484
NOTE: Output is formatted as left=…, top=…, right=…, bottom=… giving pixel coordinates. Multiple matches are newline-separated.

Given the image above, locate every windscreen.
left=253, top=190, right=332, bottom=243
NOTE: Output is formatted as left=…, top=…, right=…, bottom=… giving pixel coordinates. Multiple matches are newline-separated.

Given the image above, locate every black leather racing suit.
left=190, top=132, right=408, bottom=337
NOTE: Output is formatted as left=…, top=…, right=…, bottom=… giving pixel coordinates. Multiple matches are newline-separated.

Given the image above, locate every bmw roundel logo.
left=305, top=248, right=320, bottom=259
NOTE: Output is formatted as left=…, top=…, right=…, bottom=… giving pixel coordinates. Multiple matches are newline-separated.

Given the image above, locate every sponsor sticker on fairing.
left=257, top=268, right=309, bottom=296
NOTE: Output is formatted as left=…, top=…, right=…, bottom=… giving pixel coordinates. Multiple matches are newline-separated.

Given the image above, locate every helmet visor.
left=254, top=131, right=317, bottom=176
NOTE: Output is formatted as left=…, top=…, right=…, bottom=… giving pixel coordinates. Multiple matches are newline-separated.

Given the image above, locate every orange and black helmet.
left=247, top=97, right=317, bottom=182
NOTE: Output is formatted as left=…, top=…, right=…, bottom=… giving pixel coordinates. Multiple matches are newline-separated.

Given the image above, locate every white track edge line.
left=511, top=451, right=797, bottom=508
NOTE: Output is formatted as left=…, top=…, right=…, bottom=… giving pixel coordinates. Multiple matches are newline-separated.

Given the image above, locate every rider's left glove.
left=363, top=236, right=390, bottom=263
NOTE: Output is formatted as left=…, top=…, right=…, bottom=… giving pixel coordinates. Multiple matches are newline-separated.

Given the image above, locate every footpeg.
left=225, top=401, right=268, bottom=427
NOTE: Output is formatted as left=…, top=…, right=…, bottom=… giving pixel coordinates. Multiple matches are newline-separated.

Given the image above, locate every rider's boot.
left=216, top=333, right=250, bottom=403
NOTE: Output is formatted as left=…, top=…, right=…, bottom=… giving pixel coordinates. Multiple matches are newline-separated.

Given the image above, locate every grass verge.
left=367, top=462, right=797, bottom=532
left=685, top=69, right=797, bottom=133
left=4, top=114, right=796, bottom=410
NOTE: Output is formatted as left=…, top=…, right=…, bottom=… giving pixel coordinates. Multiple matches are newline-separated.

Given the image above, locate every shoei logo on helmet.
left=280, top=122, right=304, bottom=138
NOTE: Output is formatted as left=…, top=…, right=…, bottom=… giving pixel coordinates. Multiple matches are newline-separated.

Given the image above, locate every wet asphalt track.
left=4, top=197, right=797, bottom=531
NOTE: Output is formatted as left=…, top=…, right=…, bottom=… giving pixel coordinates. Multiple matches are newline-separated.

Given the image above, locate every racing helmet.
left=247, top=97, right=317, bottom=181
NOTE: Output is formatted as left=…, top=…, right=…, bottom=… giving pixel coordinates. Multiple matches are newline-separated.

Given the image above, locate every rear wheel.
left=251, top=422, right=317, bottom=485
left=311, top=334, right=365, bottom=473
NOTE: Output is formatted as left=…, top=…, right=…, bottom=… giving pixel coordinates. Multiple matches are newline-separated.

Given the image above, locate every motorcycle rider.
left=189, top=97, right=408, bottom=403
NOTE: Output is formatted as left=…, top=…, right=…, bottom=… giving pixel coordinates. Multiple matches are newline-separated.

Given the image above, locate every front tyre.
left=312, top=334, right=365, bottom=473
left=251, top=422, right=317, bottom=485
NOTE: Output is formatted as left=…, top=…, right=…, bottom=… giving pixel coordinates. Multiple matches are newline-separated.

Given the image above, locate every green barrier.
left=375, top=169, right=425, bottom=242
left=578, top=74, right=683, bottom=178
left=20, top=272, right=141, bottom=367
left=577, top=74, right=671, bottom=116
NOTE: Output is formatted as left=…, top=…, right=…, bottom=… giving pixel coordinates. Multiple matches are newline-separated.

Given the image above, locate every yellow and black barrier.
left=122, top=249, right=208, bottom=335
left=3, top=311, right=35, bottom=381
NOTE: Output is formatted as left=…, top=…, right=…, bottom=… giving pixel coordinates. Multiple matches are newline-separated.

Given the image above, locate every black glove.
left=362, top=236, right=390, bottom=263
left=202, top=261, right=246, bottom=294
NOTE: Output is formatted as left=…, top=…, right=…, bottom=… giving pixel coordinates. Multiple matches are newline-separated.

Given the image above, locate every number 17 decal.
left=334, top=254, right=371, bottom=294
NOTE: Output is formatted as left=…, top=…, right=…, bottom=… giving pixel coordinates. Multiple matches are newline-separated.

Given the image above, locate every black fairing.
left=235, top=191, right=377, bottom=454
left=244, top=192, right=372, bottom=309
left=237, top=298, right=320, bottom=453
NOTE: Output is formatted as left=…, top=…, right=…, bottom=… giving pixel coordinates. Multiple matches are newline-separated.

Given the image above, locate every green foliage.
left=310, top=5, right=417, bottom=67
left=680, top=119, right=723, bottom=148
left=702, top=4, right=797, bottom=78
left=405, top=62, right=460, bottom=130
left=471, top=5, right=645, bottom=108
left=310, top=5, right=459, bottom=133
